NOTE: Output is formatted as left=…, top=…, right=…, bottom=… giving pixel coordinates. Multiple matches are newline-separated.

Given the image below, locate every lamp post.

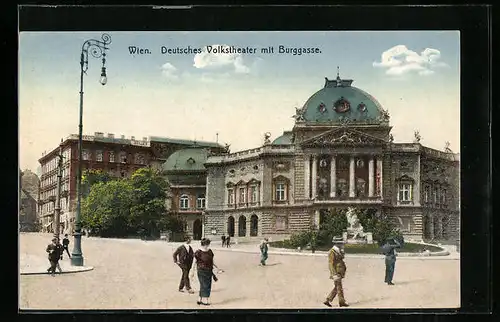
left=53, top=138, right=64, bottom=240
left=71, top=33, right=111, bottom=266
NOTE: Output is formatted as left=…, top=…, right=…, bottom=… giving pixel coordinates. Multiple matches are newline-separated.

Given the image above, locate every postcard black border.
left=12, top=4, right=493, bottom=322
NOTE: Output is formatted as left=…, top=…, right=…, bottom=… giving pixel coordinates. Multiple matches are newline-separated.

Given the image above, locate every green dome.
left=300, top=76, right=387, bottom=124
left=162, top=148, right=208, bottom=172
left=272, top=131, right=293, bottom=145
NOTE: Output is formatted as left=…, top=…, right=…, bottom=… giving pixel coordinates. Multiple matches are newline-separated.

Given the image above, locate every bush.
left=288, top=231, right=313, bottom=248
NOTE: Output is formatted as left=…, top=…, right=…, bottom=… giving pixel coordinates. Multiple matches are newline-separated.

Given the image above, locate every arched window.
left=250, top=214, right=258, bottom=236
left=120, top=151, right=127, bottom=163
left=179, top=194, right=189, bottom=209
left=197, top=194, right=206, bottom=209
left=227, top=216, right=235, bottom=237
left=238, top=215, right=247, bottom=237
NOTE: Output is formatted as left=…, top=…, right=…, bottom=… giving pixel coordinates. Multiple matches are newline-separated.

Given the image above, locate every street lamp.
left=71, top=33, right=111, bottom=267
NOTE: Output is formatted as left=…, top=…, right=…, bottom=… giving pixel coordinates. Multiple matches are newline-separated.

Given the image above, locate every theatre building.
left=202, top=73, right=460, bottom=243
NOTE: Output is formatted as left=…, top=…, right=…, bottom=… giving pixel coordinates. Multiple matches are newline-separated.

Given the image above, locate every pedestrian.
left=323, top=237, right=349, bottom=307
left=259, top=238, right=269, bottom=266
left=172, top=236, right=195, bottom=294
left=191, top=238, right=219, bottom=306
left=62, top=234, right=71, bottom=259
left=46, top=237, right=62, bottom=276
left=381, top=237, right=402, bottom=285
left=221, top=235, right=226, bottom=247
left=225, top=235, right=231, bottom=248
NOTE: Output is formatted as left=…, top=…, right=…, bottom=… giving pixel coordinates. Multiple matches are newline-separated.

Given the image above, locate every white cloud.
left=373, top=45, right=448, bottom=76
left=161, top=62, right=179, bottom=80
left=193, top=44, right=251, bottom=74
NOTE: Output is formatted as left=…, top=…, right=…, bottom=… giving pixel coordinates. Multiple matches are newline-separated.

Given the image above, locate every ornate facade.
left=201, top=74, right=459, bottom=243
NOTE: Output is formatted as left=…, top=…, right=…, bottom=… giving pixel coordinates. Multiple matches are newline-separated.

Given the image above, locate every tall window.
left=337, top=179, right=348, bottom=197
left=96, top=151, right=103, bottom=162
left=250, top=185, right=258, bottom=203
left=275, top=183, right=286, bottom=201
left=109, top=152, right=115, bottom=163
left=239, top=187, right=246, bottom=204
left=433, top=186, right=439, bottom=203
left=441, top=189, right=447, bottom=204
left=120, top=152, right=127, bottom=163
left=82, top=150, right=89, bottom=160
left=197, top=194, right=206, bottom=209
left=424, top=185, right=430, bottom=203
left=135, top=153, right=145, bottom=164
left=398, top=183, right=412, bottom=202
left=179, top=194, right=189, bottom=209
left=227, top=188, right=234, bottom=205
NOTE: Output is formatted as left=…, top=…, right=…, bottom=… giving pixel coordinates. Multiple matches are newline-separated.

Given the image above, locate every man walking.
left=62, top=234, right=71, bottom=259
left=323, top=237, right=349, bottom=307
left=173, top=236, right=195, bottom=293
left=381, top=237, right=402, bottom=285
left=259, top=238, right=269, bottom=266
left=46, top=237, right=62, bottom=276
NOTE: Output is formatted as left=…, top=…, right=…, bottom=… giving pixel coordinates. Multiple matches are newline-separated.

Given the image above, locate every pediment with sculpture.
left=301, top=128, right=387, bottom=147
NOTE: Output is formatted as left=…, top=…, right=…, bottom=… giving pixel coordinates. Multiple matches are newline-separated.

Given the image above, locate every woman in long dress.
left=192, top=238, right=219, bottom=305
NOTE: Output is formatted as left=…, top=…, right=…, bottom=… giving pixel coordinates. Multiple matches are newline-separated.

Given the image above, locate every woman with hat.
left=191, top=238, right=220, bottom=306
left=323, top=237, right=349, bottom=307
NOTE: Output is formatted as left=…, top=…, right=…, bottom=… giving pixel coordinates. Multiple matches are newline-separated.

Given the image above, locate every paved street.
left=19, top=233, right=460, bottom=310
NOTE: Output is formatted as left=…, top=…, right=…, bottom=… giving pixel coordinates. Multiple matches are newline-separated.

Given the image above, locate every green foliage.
left=81, top=167, right=183, bottom=239
left=316, top=208, right=348, bottom=246
left=288, top=231, right=313, bottom=248
left=82, top=169, right=114, bottom=198
left=81, top=180, right=134, bottom=237
left=356, top=209, right=402, bottom=245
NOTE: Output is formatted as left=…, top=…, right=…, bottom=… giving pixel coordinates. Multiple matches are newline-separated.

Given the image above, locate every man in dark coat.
left=173, top=236, right=195, bottom=293
left=381, top=237, right=402, bottom=285
left=46, top=237, right=62, bottom=276
left=62, top=234, right=71, bottom=259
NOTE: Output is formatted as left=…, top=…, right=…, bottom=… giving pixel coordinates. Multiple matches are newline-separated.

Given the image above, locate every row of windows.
left=228, top=184, right=262, bottom=204
left=179, top=194, right=205, bottom=210
left=40, top=167, right=70, bottom=188
left=41, top=149, right=71, bottom=174
left=81, top=150, right=146, bottom=164
left=423, top=184, right=447, bottom=204
left=40, top=182, right=69, bottom=200
left=39, top=197, right=69, bottom=216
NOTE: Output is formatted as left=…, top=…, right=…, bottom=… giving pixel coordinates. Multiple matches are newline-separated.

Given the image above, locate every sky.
left=19, top=31, right=460, bottom=173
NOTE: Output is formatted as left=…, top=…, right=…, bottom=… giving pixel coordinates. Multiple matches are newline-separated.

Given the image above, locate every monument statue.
left=345, top=207, right=365, bottom=240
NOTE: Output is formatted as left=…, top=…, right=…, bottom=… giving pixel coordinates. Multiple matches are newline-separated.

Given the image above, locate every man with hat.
left=381, top=236, right=402, bottom=285
left=323, top=237, right=349, bottom=307
left=173, top=235, right=195, bottom=293
left=46, top=237, right=63, bottom=276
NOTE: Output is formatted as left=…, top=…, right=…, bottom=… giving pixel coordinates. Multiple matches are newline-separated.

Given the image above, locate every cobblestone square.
left=19, top=233, right=460, bottom=310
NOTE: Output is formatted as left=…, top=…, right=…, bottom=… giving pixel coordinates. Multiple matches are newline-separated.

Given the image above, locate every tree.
left=82, top=169, right=113, bottom=198
left=356, top=208, right=402, bottom=244
left=129, top=168, right=169, bottom=238
left=316, top=208, right=348, bottom=246
left=81, top=180, right=134, bottom=237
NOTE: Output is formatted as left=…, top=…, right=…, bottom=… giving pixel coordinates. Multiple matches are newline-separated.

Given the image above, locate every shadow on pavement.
left=214, top=297, right=248, bottom=305
left=393, top=279, right=427, bottom=285
left=264, top=262, right=282, bottom=267
left=348, top=296, right=390, bottom=306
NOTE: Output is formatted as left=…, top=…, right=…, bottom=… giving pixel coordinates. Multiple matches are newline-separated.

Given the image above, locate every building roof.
left=271, top=131, right=293, bottom=145
left=162, top=148, right=209, bottom=172
left=300, top=73, right=387, bottom=124
left=150, top=136, right=223, bottom=148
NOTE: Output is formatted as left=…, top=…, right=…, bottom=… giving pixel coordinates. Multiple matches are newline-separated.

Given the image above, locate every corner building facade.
left=203, top=75, right=459, bottom=243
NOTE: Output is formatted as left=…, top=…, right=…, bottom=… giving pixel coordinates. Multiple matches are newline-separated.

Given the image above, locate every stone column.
left=368, top=156, right=375, bottom=197
left=377, top=157, right=383, bottom=197
left=304, top=155, right=310, bottom=199
left=330, top=155, right=336, bottom=198
left=349, top=156, right=355, bottom=197
left=311, top=155, right=318, bottom=198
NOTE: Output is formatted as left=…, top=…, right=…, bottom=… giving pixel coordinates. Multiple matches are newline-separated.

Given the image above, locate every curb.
left=21, top=266, right=94, bottom=276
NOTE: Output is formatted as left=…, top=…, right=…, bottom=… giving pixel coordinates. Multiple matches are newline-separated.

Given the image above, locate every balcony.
left=313, top=195, right=383, bottom=205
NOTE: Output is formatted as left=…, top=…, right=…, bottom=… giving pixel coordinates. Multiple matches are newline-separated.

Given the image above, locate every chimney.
left=143, top=137, right=147, bottom=141
left=131, top=136, right=135, bottom=141
left=121, top=135, right=125, bottom=139
left=107, top=133, right=115, bottom=139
